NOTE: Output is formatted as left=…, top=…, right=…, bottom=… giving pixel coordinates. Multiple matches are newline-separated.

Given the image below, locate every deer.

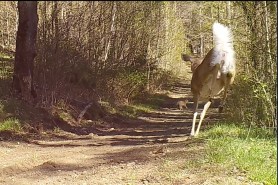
left=182, top=22, right=236, bottom=137
left=181, top=54, right=202, bottom=73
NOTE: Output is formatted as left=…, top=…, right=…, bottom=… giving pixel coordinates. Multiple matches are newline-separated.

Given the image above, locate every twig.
left=77, top=102, right=94, bottom=123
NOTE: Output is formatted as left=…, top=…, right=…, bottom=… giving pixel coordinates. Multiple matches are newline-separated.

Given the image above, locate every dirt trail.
left=0, top=73, right=254, bottom=185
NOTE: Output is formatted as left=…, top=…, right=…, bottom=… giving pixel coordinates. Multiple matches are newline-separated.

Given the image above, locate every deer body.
left=182, top=22, right=236, bottom=137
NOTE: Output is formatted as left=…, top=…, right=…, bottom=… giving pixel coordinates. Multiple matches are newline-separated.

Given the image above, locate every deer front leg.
left=195, top=100, right=212, bottom=136
left=191, top=94, right=199, bottom=136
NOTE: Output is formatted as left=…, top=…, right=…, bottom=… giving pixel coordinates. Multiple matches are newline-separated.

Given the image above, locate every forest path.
left=0, top=74, right=249, bottom=185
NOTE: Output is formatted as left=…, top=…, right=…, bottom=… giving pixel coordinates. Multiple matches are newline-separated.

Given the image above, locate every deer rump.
left=191, top=48, right=235, bottom=102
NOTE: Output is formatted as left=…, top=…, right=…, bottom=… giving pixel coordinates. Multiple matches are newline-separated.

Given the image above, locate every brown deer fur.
left=182, top=22, right=236, bottom=137
left=181, top=54, right=202, bottom=73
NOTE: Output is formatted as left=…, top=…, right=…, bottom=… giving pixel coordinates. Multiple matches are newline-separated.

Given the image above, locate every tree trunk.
left=263, top=1, right=273, bottom=79
left=199, top=9, right=204, bottom=57
left=104, top=2, right=117, bottom=64
left=226, top=1, right=231, bottom=26
left=12, top=1, right=38, bottom=102
left=53, top=1, right=59, bottom=53
left=6, top=2, right=10, bottom=49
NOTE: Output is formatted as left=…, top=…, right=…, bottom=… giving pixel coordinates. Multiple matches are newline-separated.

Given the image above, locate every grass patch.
left=0, top=118, right=22, bottom=131
left=57, top=111, right=74, bottom=122
left=122, top=91, right=170, bottom=118
left=0, top=52, right=13, bottom=60
left=134, top=92, right=168, bottom=108
left=117, top=103, right=155, bottom=118
left=201, top=123, right=277, bottom=185
left=183, top=157, right=205, bottom=169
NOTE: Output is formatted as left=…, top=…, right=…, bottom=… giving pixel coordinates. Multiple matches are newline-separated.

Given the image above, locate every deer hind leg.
left=219, top=72, right=234, bottom=113
left=195, top=99, right=212, bottom=137
left=218, top=84, right=228, bottom=113
left=209, top=63, right=221, bottom=97
left=191, top=94, right=199, bottom=136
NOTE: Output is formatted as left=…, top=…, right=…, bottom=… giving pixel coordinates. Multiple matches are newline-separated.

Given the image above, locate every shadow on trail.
left=26, top=78, right=224, bottom=148
left=0, top=78, right=225, bottom=180
left=100, top=137, right=205, bottom=165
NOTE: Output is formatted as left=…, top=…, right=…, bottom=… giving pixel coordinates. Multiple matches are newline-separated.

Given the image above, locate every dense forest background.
left=0, top=1, right=276, bottom=130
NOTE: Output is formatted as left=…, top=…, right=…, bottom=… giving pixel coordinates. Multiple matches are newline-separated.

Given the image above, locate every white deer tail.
left=211, top=22, right=235, bottom=74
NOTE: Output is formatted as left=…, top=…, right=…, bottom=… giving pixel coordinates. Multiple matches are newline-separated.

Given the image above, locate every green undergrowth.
left=134, top=92, right=168, bottom=107
left=0, top=118, right=22, bottom=132
left=115, top=92, right=169, bottom=118
left=200, top=123, right=277, bottom=185
left=116, top=103, right=156, bottom=118
left=0, top=52, right=13, bottom=61
left=0, top=98, right=52, bottom=135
